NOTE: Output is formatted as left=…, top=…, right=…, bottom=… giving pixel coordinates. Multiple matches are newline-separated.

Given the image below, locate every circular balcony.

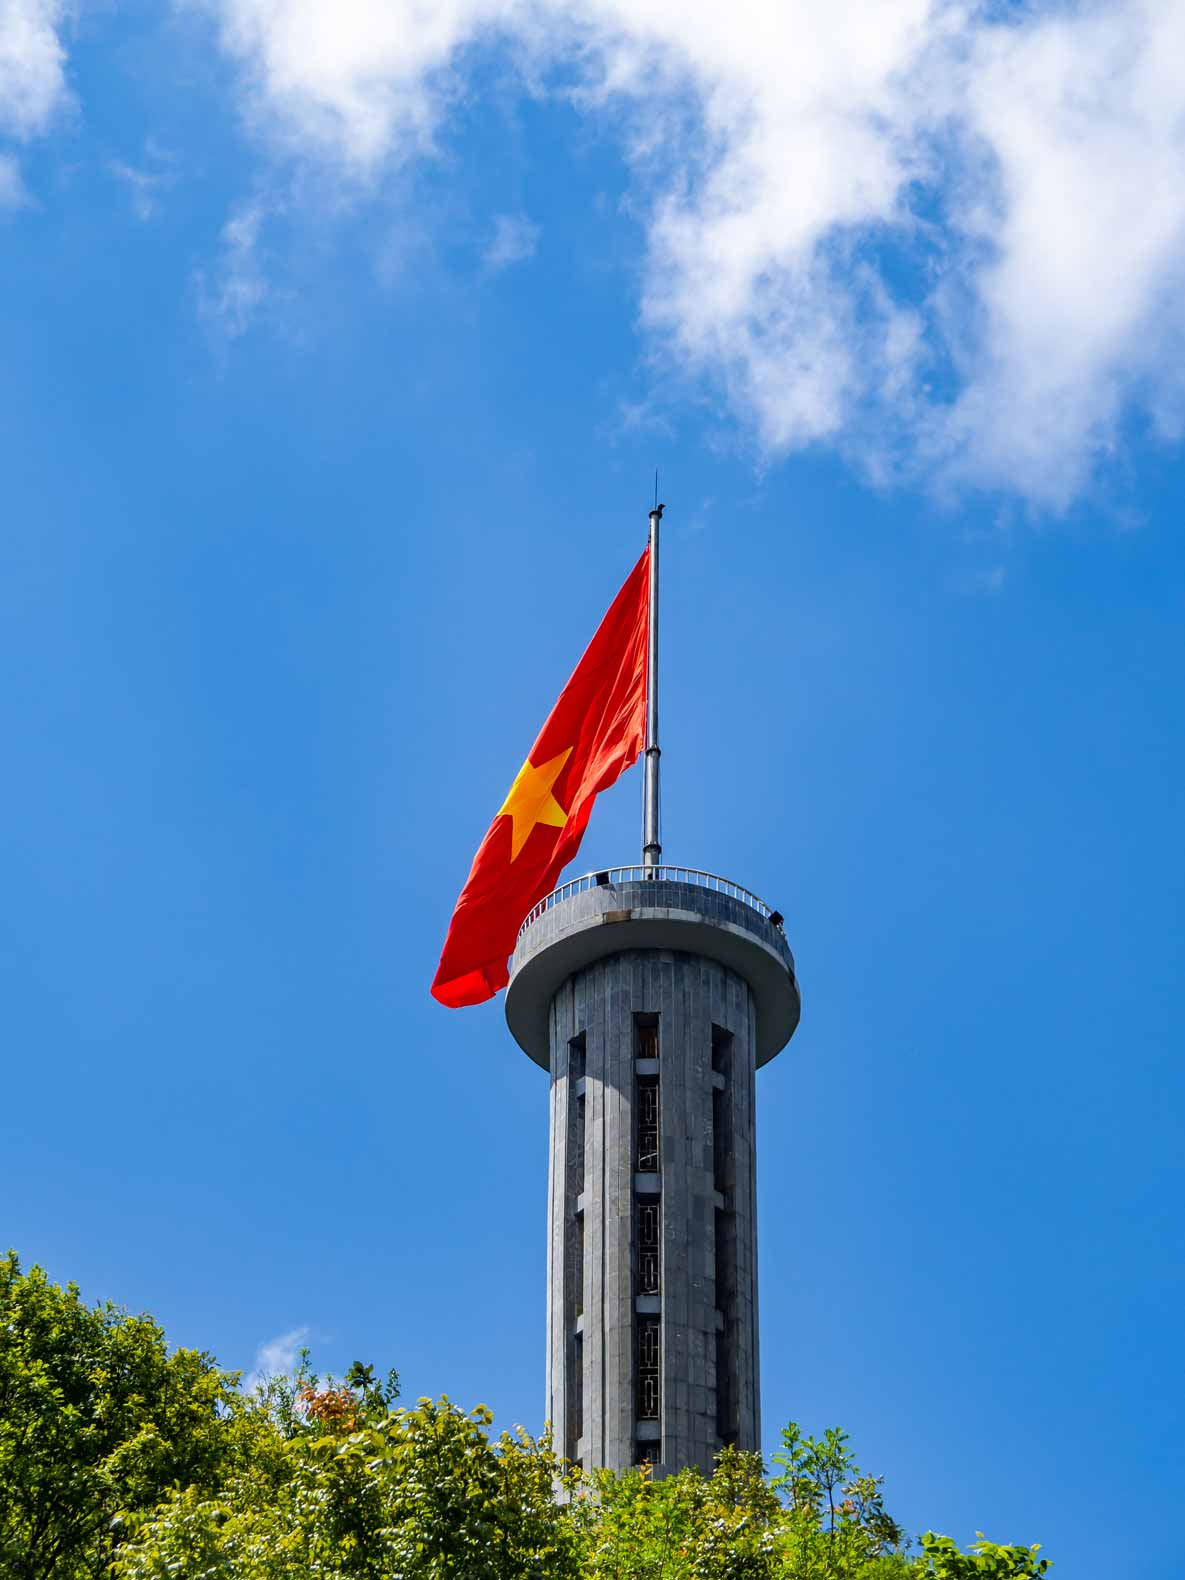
left=505, top=866, right=800, bottom=1070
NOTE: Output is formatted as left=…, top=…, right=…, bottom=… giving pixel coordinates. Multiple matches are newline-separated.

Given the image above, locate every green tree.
left=0, top=1251, right=249, bottom=1579
left=570, top=1428, right=912, bottom=1580
left=767, top=1421, right=909, bottom=1577
left=574, top=1449, right=783, bottom=1578
left=3, top=1252, right=1051, bottom=1580
left=116, top=1392, right=585, bottom=1580
left=117, top=1384, right=1052, bottom=1580
left=916, top=1534, right=1050, bottom=1579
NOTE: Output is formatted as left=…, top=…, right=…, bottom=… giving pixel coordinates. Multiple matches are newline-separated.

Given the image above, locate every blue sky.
left=3, top=2, right=1184, bottom=1575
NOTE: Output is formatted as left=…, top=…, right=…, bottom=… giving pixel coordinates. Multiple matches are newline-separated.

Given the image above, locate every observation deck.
left=506, top=866, right=801, bottom=1071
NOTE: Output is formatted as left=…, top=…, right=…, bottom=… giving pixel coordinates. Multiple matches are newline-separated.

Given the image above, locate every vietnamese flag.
left=431, top=548, right=650, bottom=1008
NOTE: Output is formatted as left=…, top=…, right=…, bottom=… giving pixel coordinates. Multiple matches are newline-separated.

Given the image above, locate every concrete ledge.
left=506, top=879, right=801, bottom=1070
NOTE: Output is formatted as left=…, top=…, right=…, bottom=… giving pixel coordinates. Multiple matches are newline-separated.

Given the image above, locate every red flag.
left=431, top=549, right=649, bottom=1007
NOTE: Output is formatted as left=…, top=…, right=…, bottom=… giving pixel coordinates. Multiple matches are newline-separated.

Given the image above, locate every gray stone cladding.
left=506, top=878, right=800, bottom=1480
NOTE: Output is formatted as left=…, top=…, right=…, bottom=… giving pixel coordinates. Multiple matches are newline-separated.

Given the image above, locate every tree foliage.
left=0, top=1251, right=249, bottom=1579
left=1, top=1255, right=1050, bottom=1580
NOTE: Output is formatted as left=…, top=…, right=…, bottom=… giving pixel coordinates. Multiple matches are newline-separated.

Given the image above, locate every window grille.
left=564, top=1213, right=583, bottom=1316
left=573, top=1333, right=584, bottom=1447
left=637, top=1199, right=660, bottom=1293
left=637, top=1316, right=661, bottom=1419
left=637, top=1080, right=659, bottom=1172
left=572, top=1094, right=586, bottom=1195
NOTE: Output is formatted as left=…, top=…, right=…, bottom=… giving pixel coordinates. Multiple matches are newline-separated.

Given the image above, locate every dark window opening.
left=635, top=1442, right=656, bottom=1467
left=575, top=1212, right=584, bottom=1317
left=569, top=1031, right=586, bottom=1081
left=635, top=1014, right=659, bottom=1061
left=637, top=1199, right=660, bottom=1294
left=712, top=1086, right=728, bottom=1196
left=572, top=1333, right=584, bottom=1450
left=715, top=1328, right=737, bottom=1447
left=637, top=1316, right=661, bottom=1420
left=711, top=1024, right=732, bottom=1076
left=573, top=1094, right=586, bottom=1195
left=715, top=1207, right=738, bottom=1447
left=637, top=1079, right=660, bottom=1172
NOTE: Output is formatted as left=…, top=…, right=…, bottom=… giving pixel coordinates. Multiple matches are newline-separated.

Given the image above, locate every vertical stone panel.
left=603, top=951, right=633, bottom=1468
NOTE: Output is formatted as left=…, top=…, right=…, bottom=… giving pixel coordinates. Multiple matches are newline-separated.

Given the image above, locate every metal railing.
left=517, top=865, right=780, bottom=936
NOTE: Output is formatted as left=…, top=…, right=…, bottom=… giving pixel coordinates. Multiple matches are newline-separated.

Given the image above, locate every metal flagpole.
left=642, top=501, right=663, bottom=869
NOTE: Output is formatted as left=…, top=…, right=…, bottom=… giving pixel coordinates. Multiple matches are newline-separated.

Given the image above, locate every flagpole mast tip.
left=642, top=503, right=662, bottom=869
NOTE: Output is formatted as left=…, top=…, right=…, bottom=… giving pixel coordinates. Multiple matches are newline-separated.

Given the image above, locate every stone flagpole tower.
left=504, top=505, right=801, bottom=1476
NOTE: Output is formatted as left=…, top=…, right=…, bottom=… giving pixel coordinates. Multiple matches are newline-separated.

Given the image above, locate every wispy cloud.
left=483, top=211, right=538, bottom=273
left=951, top=563, right=1008, bottom=598
left=0, top=151, right=27, bottom=209
left=201, top=0, right=1185, bottom=510
left=240, top=1324, right=309, bottom=1395
left=110, top=144, right=177, bottom=221
left=197, top=200, right=270, bottom=337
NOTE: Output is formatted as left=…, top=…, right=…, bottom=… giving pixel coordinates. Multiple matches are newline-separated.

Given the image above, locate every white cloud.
left=197, top=200, right=269, bottom=337
left=0, top=148, right=26, bottom=206
left=240, top=1323, right=309, bottom=1395
left=484, top=211, right=538, bottom=273
left=206, top=0, right=503, bottom=173
left=0, top=0, right=69, bottom=139
left=201, top=0, right=1185, bottom=508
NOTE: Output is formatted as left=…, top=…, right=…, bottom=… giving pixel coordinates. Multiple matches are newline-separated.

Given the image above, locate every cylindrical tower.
left=505, top=868, right=800, bottom=1476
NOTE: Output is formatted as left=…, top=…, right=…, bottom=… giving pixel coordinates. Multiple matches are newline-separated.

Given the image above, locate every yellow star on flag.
left=497, top=747, right=572, bottom=860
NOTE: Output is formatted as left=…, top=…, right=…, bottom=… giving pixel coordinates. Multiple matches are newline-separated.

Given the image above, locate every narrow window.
left=715, top=1327, right=736, bottom=1448
left=637, top=1199, right=660, bottom=1294
left=637, top=1316, right=661, bottom=1420
left=635, top=1013, right=659, bottom=1061
left=573, top=1092, right=586, bottom=1195
left=711, top=1024, right=732, bottom=1076
left=636, top=1080, right=660, bottom=1172
left=575, top=1212, right=584, bottom=1317
left=572, top=1333, right=584, bottom=1452
left=712, top=1087, right=727, bottom=1195
left=712, top=1026, right=732, bottom=1197
left=569, top=1032, right=586, bottom=1081
left=715, top=1206, right=738, bottom=1447
left=634, top=1020, right=661, bottom=1437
